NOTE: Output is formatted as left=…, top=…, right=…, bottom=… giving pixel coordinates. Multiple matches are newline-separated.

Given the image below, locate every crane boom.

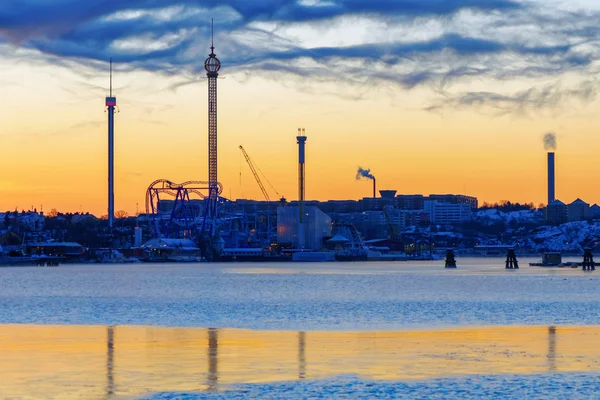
left=239, top=145, right=270, bottom=201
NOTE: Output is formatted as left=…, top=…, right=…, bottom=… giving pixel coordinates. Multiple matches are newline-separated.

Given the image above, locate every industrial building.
left=277, top=206, right=332, bottom=250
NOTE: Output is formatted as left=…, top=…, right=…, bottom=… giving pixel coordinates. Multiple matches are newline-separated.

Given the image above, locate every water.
left=145, top=375, right=600, bottom=399
left=2, top=258, right=600, bottom=398
left=0, top=258, right=597, bottom=329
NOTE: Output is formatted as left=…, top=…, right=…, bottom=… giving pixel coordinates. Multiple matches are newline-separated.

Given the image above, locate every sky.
left=2, top=0, right=600, bottom=215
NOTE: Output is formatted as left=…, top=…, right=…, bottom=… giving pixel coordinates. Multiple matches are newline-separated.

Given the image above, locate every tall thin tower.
left=204, top=19, right=221, bottom=218
left=106, top=59, right=117, bottom=230
left=548, top=152, right=555, bottom=204
left=297, top=128, right=307, bottom=248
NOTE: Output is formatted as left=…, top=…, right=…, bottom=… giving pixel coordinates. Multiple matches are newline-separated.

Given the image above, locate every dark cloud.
left=425, top=80, right=600, bottom=116
left=0, top=0, right=522, bottom=40
left=1, top=0, right=599, bottom=114
left=0, top=0, right=524, bottom=61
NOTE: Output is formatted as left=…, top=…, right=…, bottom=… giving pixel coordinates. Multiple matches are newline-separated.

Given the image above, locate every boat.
left=529, top=252, right=578, bottom=268
left=140, top=238, right=202, bottom=263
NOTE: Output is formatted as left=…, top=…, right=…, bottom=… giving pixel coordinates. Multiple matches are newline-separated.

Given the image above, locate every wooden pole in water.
left=582, top=248, right=595, bottom=271
left=505, top=248, right=519, bottom=269
left=445, top=249, right=457, bottom=268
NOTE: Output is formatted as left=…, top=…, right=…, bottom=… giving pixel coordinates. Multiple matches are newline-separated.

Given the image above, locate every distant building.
left=24, top=242, right=85, bottom=261
left=354, top=210, right=389, bottom=239
left=424, top=201, right=472, bottom=225
left=591, top=204, right=600, bottom=219
left=546, top=200, right=567, bottom=224
left=396, top=195, right=425, bottom=210
left=379, top=190, right=397, bottom=200
left=0, top=211, right=44, bottom=232
left=277, top=206, right=332, bottom=250
left=427, top=194, right=479, bottom=211
left=395, top=194, right=478, bottom=211
left=358, top=196, right=395, bottom=211
left=320, top=200, right=359, bottom=214
left=403, top=210, right=430, bottom=227
left=567, top=199, right=590, bottom=222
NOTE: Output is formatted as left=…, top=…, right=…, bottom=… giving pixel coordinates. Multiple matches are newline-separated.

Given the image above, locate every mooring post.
left=582, top=248, right=595, bottom=272
left=505, top=248, right=519, bottom=269
left=445, top=249, right=457, bottom=268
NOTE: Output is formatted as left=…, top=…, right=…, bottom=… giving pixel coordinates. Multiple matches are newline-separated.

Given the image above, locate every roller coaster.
left=145, top=179, right=224, bottom=239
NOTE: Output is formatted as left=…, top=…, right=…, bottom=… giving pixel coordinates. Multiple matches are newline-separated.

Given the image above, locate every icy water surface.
left=2, top=259, right=600, bottom=398
left=2, top=325, right=600, bottom=399
left=0, top=258, right=598, bottom=329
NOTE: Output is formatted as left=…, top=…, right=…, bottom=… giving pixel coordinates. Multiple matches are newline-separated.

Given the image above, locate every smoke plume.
left=356, top=167, right=375, bottom=180
left=544, top=132, right=557, bottom=151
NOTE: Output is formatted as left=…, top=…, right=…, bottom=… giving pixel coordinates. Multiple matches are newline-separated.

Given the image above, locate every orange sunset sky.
left=1, top=0, right=600, bottom=215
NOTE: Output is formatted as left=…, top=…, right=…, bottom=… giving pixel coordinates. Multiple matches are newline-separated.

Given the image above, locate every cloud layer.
left=1, top=0, right=599, bottom=111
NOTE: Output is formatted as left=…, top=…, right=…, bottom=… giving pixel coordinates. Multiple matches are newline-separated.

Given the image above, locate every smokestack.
left=297, top=128, right=307, bottom=249
left=548, top=152, right=555, bottom=204
left=373, top=178, right=376, bottom=199
left=356, top=167, right=376, bottom=198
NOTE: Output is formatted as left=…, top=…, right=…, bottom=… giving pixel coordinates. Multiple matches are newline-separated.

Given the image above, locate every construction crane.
left=239, top=145, right=276, bottom=201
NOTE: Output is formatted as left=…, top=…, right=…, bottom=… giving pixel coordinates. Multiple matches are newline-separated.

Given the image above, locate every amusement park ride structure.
left=205, top=19, right=221, bottom=219
left=142, top=23, right=285, bottom=254
left=145, top=179, right=223, bottom=240
left=144, top=21, right=224, bottom=245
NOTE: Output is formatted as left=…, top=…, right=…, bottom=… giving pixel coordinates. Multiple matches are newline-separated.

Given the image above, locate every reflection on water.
left=207, top=328, right=218, bottom=392
left=3, top=325, right=600, bottom=399
left=106, top=326, right=114, bottom=398
left=298, top=331, right=306, bottom=380
left=548, top=326, right=557, bottom=372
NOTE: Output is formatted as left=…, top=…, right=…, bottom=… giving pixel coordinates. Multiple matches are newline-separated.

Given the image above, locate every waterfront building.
left=24, top=242, right=85, bottom=262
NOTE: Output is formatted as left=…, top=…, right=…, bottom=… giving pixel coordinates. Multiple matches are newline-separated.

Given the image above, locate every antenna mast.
left=109, top=58, right=113, bottom=97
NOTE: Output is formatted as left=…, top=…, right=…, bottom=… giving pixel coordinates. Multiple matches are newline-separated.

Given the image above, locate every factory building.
left=567, top=199, right=590, bottom=222
left=424, top=201, right=472, bottom=225
left=277, top=206, right=332, bottom=250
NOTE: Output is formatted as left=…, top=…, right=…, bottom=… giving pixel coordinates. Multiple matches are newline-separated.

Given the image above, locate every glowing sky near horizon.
left=1, top=0, right=600, bottom=215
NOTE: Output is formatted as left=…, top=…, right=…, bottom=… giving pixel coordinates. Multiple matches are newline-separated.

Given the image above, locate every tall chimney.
left=548, top=152, right=555, bottom=204
left=373, top=178, right=376, bottom=199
